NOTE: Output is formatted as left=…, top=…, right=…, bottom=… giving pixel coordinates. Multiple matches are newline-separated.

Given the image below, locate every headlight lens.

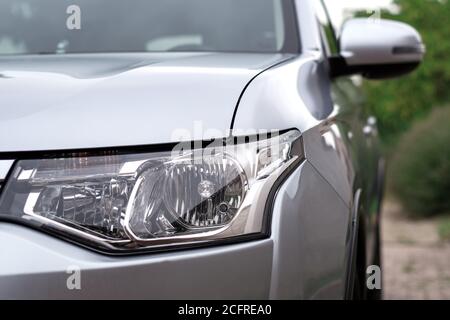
left=0, top=131, right=303, bottom=253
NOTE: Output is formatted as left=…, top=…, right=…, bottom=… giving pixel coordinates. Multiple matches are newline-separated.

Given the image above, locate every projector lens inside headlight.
left=0, top=131, right=303, bottom=253
left=126, top=153, right=246, bottom=240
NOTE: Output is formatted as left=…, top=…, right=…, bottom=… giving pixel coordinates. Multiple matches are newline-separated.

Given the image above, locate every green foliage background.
left=360, top=0, right=450, bottom=145
left=390, top=106, right=450, bottom=215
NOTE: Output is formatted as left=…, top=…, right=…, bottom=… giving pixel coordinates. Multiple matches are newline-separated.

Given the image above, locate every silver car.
left=0, top=0, right=424, bottom=299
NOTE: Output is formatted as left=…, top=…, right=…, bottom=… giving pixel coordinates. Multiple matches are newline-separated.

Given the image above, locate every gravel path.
left=382, top=200, right=450, bottom=300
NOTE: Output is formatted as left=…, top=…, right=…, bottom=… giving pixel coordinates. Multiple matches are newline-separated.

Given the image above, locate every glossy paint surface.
left=0, top=52, right=292, bottom=152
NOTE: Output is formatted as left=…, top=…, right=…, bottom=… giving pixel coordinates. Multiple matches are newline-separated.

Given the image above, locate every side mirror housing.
left=331, top=18, right=425, bottom=79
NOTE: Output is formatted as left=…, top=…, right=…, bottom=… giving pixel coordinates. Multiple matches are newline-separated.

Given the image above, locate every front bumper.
left=0, top=222, right=273, bottom=299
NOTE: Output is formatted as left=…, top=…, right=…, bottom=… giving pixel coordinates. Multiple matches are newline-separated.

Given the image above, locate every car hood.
left=0, top=52, right=292, bottom=152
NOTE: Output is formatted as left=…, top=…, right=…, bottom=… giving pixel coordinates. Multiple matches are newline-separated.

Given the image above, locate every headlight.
left=0, top=131, right=303, bottom=254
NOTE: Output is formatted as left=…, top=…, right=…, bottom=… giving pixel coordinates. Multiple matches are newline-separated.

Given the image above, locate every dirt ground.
left=382, top=200, right=450, bottom=300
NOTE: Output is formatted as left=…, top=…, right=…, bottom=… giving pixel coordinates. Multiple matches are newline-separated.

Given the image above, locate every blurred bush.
left=360, top=0, right=450, bottom=145
left=390, top=106, right=450, bottom=216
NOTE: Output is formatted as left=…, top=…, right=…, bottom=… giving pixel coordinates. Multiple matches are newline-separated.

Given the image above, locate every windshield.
left=0, top=0, right=299, bottom=55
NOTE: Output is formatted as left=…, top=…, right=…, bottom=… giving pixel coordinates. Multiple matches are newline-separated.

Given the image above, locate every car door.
left=316, top=0, right=381, bottom=269
left=316, top=1, right=379, bottom=276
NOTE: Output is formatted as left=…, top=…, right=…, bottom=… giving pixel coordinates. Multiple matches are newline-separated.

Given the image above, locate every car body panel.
left=231, top=55, right=354, bottom=207
left=0, top=52, right=293, bottom=152
left=269, top=161, right=350, bottom=299
left=0, top=223, right=273, bottom=299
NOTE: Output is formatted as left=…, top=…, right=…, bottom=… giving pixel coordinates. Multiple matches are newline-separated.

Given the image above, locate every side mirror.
left=331, top=18, right=425, bottom=79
